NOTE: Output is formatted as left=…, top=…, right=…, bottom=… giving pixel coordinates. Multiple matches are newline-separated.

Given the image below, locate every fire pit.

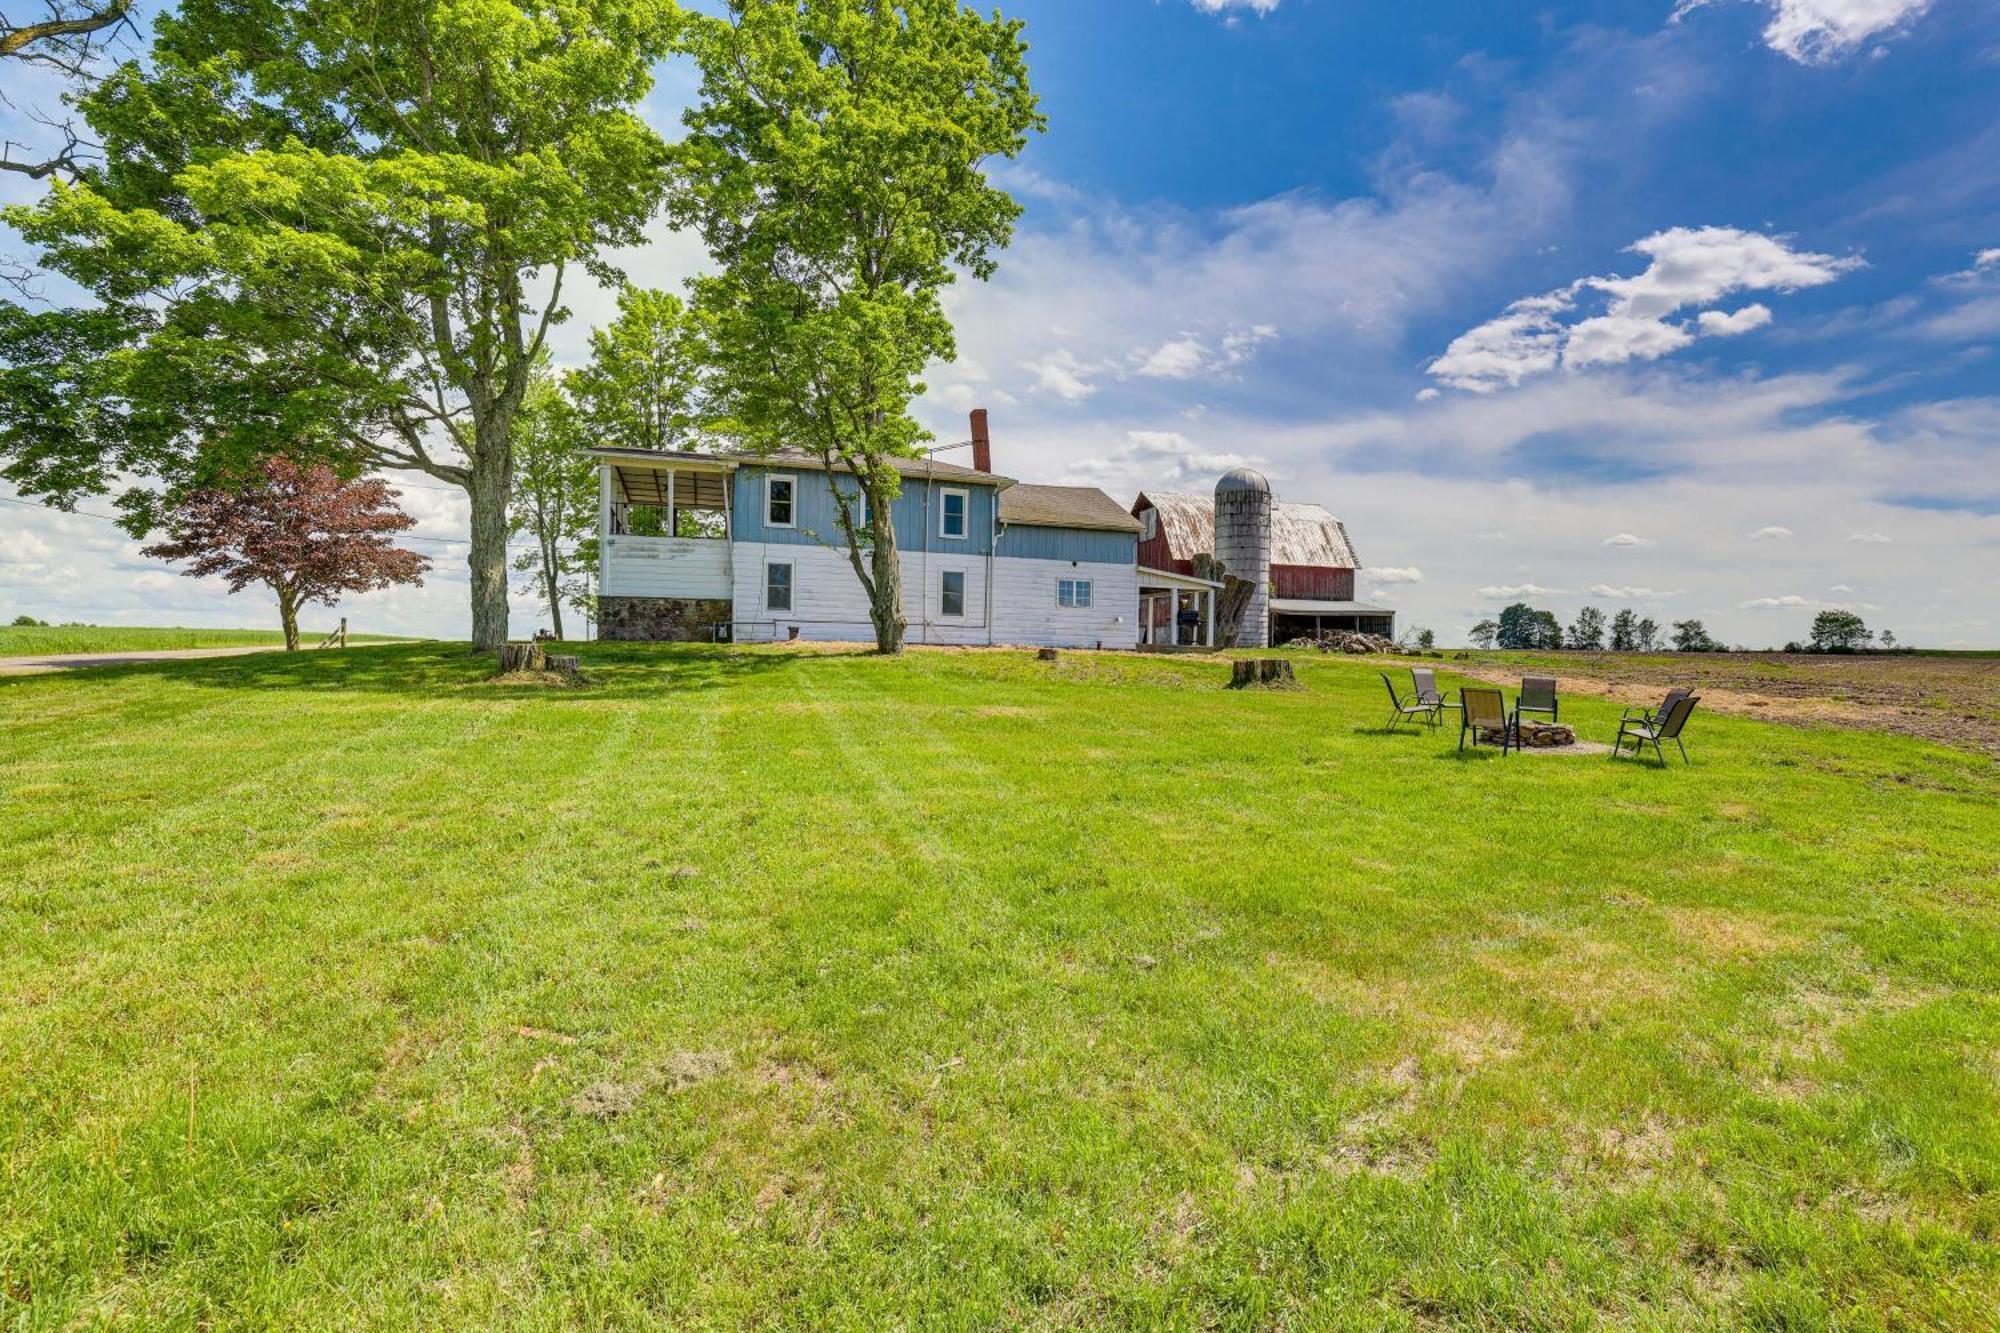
left=1478, top=719, right=1578, bottom=748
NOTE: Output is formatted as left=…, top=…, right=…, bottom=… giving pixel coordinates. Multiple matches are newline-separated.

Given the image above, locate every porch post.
left=1204, top=588, right=1215, bottom=647
left=666, top=469, right=676, bottom=538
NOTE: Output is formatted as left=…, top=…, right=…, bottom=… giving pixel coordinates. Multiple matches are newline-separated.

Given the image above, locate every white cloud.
left=1591, top=584, right=1680, bottom=599
left=1697, top=303, right=1774, bottom=336
left=1060, top=430, right=1261, bottom=493
left=1189, top=0, right=1281, bottom=14
left=1414, top=387, right=1441, bottom=403
left=1021, top=350, right=1099, bottom=402
left=1741, top=594, right=1820, bottom=608
left=1133, top=325, right=1276, bottom=380
left=0, top=530, right=57, bottom=567
left=1763, top=0, right=1933, bottom=65
left=1978, top=249, right=2000, bottom=270
left=1429, top=227, right=1860, bottom=390
left=1848, top=531, right=1893, bottom=543
left=1829, top=583, right=1856, bottom=592
left=1428, top=292, right=1572, bottom=392
left=1602, top=532, right=1656, bottom=546
left=1369, top=566, right=1425, bottom=584
left=129, top=571, right=181, bottom=594
left=1674, top=0, right=1934, bottom=64
left=1135, top=337, right=1209, bottom=380
left=1565, top=314, right=1697, bottom=367
left=1476, top=582, right=1568, bottom=599
left=1748, top=525, right=1795, bottom=540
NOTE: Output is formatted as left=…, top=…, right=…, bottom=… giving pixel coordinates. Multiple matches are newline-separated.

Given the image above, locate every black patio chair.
left=1380, top=672, right=1439, bottom=730
left=1613, top=694, right=1700, bottom=765
left=1516, top=675, right=1559, bottom=725
left=1459, top=686, right=1514, bottom=755
left=1410, top=667, right=1462, bottom=727
left=1620, top=687, right=1690, bottom=730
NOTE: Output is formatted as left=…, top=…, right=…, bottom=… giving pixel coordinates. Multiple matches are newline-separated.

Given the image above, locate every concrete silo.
left=1214, top=467, right=1273, bottom=648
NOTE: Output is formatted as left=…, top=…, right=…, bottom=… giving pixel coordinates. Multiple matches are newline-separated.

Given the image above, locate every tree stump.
left=1227, top=658, right=1298, bottom=689
left=547, top=654, right=580, bottom=676
left=1036, top=648, right=1060, bottom=661
left=499, top=642, right=548, bottom=673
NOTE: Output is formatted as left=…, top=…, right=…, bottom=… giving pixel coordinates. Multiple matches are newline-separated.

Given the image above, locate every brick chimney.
left=970, top=408, right=992, bottom=474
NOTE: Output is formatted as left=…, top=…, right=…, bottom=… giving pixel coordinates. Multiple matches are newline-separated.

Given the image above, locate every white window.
left=940, top=570, right=966, bottom=618
left=765, top=474, right=796, bottom=527
left=939, top=487, right=968, bottom=540
left=1058, top=578, right=1092, bottom=609
left=840, top=486, right=869, bottom=534
left=1140, top=508, right=1158, bottom=541
left=765, top=561, right=793, bottom=612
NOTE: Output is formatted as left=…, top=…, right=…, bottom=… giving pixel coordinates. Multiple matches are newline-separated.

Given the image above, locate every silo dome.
left=1216, top=467, right=1270, bottom=495
left=1214, top=468, right=1274, bottom=648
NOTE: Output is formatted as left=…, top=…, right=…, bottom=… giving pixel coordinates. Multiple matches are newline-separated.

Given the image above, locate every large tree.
left=1567, top=605, right=1606, bottom=652
left=1809, top=608, right=1872, bottom=653
left=1, top=0, right=133, bottom=182
left=508, top=368, right=596, bottom=641
left=141, top=457, right=428, bottom=649
left=670, top=0, right=1043, bottom=653
left=0, top=0, right=681, bottom=649
left=567, top=285, right=710, bottom=455
left=1608, top=607, right=1639, bottom=652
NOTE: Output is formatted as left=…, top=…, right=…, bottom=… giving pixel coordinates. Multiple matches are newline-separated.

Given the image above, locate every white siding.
left=991, top=556, right=1139, bottom=649
left=717, top=543, right=1139, bottom=649
left=602, top=536, right=732, bottom=600
left=730, top=542, right=997, bottom=646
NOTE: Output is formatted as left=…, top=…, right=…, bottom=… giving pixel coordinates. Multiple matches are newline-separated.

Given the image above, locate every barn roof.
left=999, top=484, right=1143, bottom=533
left=1139, top=492, right=1361, bottom=569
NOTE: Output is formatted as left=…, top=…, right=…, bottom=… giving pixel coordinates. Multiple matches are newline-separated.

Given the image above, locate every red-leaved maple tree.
left=142, top=459, right=430, bottom=650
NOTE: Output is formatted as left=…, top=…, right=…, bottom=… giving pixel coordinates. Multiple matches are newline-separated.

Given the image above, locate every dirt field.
left=1445, top=651, right=2000, bottom=759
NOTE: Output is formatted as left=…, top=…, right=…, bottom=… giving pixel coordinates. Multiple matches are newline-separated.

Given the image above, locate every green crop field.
left=0, top=625, right=411, bottom=657
left=2, top=643, right=1995, bottom=1328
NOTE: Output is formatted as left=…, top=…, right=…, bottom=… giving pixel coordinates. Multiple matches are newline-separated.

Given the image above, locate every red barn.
left=1131, top=491, right=1395, bottom=642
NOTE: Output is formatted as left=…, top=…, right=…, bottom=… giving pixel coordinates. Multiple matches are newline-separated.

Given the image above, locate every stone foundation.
left=599, top=596, right=733, bottom=643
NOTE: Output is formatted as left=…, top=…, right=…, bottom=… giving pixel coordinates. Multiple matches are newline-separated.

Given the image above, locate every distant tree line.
left=1466, top=602, right=1896, bottom=653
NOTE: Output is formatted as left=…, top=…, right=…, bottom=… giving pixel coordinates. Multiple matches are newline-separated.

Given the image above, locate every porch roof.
left=1137, top=565, right=1223, bottom=591
left=1270, top=598, right=1395, bottom=616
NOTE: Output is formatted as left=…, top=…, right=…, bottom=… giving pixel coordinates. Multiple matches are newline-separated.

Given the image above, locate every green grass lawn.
left=0, top=625, right=412, bottom=656
left=2, top=644, right=1996, bottom=1328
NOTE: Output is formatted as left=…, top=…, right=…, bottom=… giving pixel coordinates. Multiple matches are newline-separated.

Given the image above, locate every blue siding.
left=996, top=524, right=1138, bottom=565
left=734, top=465, right=997, bottom=555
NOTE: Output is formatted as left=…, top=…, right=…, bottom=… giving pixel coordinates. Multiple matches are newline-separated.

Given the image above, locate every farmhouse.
left=591, top=411, right=1384, bottom=649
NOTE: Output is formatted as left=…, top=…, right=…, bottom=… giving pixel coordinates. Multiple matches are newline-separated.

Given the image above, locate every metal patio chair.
left=1620, top=687, right=1690, bottom=731
left=1459, top=686, right=1515, bottom=755
left=1516, top=675, right=1559, bottom=725
left=1410, top=667, right=1462, bottom=727
left=1381, top=672, right=1440, bottom=730
left=1613, top=694, right=1700, bottom=765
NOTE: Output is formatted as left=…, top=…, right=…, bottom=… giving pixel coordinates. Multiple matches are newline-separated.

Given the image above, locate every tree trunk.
left=543, top=553, right=565, bottom=641
left=275, top=584, right=300, bottom=652
left=466, top=441, right=513, bottom=652
left=867, top=476, right=906, bottom=654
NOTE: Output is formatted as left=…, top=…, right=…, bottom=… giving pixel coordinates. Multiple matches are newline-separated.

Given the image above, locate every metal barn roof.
left=1139, top=492, right=1361, bottom=569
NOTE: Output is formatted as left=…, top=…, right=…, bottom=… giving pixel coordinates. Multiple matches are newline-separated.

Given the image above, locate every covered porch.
left=594, top=449, right=737, bottom=605
left=1137, top=566, right=1221, bottom=649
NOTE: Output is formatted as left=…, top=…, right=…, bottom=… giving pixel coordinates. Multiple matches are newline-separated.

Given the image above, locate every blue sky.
left=4, top=0, right=1998, bottom=645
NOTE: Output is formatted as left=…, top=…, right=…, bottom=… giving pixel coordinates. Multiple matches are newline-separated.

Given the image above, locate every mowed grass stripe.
left=0, top=643, right=1994, bottom=1327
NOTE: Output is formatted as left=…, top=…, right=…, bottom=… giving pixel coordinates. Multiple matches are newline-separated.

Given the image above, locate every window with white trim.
left=1140, top=508, right=1158, bottom=541
left=765, top=561, right=793, bottom=612
left=765, top=474, right=796, bottom=527
left=939, top=487, right=968, bottom=539
left=940, top=570, right=966, bottom=618
left=1058, top=578, right=1092, bottom=609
